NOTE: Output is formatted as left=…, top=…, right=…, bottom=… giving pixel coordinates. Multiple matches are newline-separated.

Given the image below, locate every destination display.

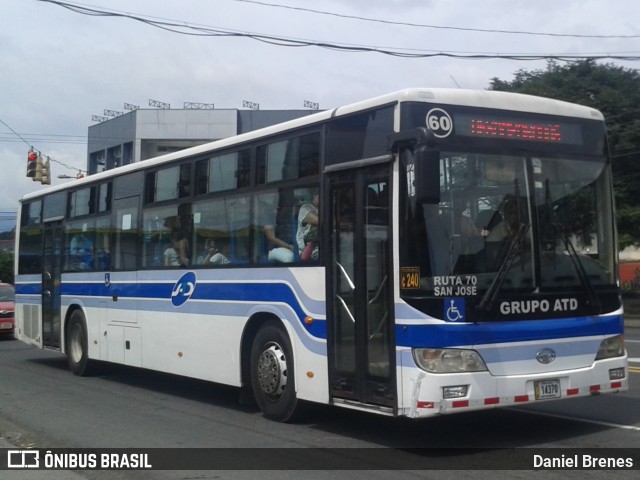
left=453, top=112, right=584, bottom=145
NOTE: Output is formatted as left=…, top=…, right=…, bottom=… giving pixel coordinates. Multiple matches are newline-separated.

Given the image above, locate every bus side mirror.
left=414, top=146, right=441, bottom=204
left=390, top=127, right=441, bottom=204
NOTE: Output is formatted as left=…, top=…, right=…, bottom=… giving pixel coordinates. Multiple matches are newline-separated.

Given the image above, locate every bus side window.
left=67, top=225, right=96, bottom=271
left=114, top=206, right=139, bottom=271
left=296, top=188, right=320, bottom=262
left=95, top=217, right=111, bottom=271
left=225, top=195, right=251, bottom=263
left=255, top=190, right=297, bottom=264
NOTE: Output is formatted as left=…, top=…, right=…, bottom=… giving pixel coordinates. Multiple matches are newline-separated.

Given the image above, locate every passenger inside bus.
left=263, top=224, right=294, bottom=263
left=297, top=188, right=320, bottom=261
left=256, top=194, right=295, bottom=263
left=163, top=215, right=190, bottom=267
left=483, top=194, right=528, bottom=270
left=485, top=195, right=522, bottom=242
left=453, top=206, right=480, bottom=237
left=202, top=238, right=231, bottom=265
left=164, top=241, right=180, bottom=267
left=69, top=232, right=94, bottom=270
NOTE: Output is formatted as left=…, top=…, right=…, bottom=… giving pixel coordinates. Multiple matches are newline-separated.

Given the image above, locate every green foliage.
left=0, top=250, right=13, bottom=285
left=489, top=60, right=640, bottom=248
left=0, top=229, right=15, bottom=241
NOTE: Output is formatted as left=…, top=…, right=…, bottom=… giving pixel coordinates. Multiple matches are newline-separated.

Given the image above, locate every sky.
left=1, top=0, right=639, bottom=232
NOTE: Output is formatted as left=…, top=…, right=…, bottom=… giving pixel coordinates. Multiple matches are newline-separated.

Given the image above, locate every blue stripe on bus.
left=395, top=314, right=623, bottom=348
left=15, top=283, right=42, bottom=295
left=16, top=274, right=624, bottom=349
left=61, top=283, right=326, bottom=338
left=16, top=270, right=328, bottom=341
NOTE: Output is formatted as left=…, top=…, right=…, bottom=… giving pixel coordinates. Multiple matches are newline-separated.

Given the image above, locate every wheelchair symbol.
left=445, top=298, right=465, bottom=322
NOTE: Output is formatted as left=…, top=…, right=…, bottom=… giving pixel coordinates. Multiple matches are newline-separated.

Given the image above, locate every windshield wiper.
left=554, top=223, right=601, bottom=314
left=476, top=223, right=530, bottom=318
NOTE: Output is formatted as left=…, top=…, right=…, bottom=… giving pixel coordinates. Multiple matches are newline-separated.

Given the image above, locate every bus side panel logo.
left=171, top=272, right=197, bottom=307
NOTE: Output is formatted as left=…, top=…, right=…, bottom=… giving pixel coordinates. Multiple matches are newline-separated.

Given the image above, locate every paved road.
left=0, top=331, right=638, bottom=479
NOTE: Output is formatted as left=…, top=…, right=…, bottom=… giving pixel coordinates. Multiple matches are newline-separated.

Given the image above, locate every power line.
left=38, top=1, right=640, bottom=61
left=0, top=133, right=87, bottom=145
left=233, top=0, right=640, bottom=39
left=0, top=116, right=85, bottom=174
left=0, top=118, right=32, bottom=148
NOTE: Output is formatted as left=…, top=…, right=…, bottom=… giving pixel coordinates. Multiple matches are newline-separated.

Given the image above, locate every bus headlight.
left=413, top=348, right=488, bottom=373
left=595, top=335, right=625, bottom=360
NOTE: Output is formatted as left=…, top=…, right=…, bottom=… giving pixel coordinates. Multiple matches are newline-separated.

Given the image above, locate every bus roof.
left=20, top=88, right=604, bottom=202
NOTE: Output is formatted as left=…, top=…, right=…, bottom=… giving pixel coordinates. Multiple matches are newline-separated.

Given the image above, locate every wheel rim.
left=69, top=323, right=84, bottom=364
left=257, top=342, right=287, bottom=399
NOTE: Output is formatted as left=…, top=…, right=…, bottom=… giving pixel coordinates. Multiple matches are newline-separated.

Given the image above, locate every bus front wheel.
left=66, top=310, right=93, bottom=376
left=250, top=321, right=300, bottom=422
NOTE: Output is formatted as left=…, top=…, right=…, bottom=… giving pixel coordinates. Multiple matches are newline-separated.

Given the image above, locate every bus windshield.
left=401, top=151, right=617, bottom=318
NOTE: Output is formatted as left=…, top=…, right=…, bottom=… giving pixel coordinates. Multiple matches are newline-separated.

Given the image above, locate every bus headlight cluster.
left=595, top=335, right=625, bottom=361
left=413, top=348, right=488, bottom=373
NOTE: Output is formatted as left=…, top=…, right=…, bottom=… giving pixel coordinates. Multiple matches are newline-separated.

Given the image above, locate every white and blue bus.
left=15, top=88, right=628, bottom=421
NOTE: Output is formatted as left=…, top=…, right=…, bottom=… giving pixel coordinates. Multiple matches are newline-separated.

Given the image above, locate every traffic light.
left=33, top=155, right=43, bottom=182
left=40, top=158, right=51, bottom=185
left=26, top=150, right=38, bottom=178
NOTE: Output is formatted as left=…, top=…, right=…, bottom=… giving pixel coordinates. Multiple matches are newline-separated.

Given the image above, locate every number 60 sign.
left=426, top=108, right=453, bottom=138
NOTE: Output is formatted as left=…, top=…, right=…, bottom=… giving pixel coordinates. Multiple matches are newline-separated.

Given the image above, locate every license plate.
left=0, top=322, right=12, bottom=330
left=535, top=379, right=561, bottom=400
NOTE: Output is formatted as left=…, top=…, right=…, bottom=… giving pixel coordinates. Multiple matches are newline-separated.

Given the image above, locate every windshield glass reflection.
left=401, top=152, right=616, bottom=298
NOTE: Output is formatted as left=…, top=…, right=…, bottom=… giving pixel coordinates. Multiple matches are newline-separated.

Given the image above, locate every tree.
left=489, top=60, right=640, bottom=249
left=0, top=227, right=14, bottom=284
left=0, top=250, right=13, bottom=285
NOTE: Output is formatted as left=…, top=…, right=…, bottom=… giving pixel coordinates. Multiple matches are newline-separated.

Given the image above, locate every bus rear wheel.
left=250, top=321, right=300, bottom=422
left=66, top=310, right=93, bottom=376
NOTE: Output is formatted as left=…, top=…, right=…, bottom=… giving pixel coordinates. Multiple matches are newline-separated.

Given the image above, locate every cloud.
left=0, top=0, right=638, bottom=216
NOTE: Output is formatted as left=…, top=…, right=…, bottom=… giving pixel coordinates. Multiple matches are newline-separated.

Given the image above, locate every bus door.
left=107, top=196, right=140, bottom=325
left=42, top=221, right=63, bottom=349
left=327, top=164, right=395, bottom=411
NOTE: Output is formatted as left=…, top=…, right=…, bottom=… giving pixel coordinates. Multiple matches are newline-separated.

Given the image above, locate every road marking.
left=628, top=357, right=640, bottom=363
left=515, top=409, right=640, bottom=431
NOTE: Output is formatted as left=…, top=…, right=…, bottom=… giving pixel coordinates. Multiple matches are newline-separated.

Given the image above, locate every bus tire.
left=66, top=310, right=93, bottom=376
left=250, top=321, right=301, bottom=422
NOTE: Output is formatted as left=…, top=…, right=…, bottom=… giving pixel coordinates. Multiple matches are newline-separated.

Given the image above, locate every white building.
left=87, top=108, right=317, bottom=174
